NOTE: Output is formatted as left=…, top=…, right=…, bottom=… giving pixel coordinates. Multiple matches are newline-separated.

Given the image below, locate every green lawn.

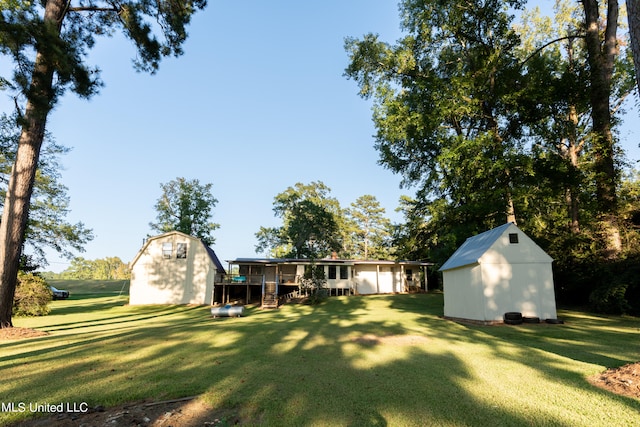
left=1, top=287, right=639, bottom=426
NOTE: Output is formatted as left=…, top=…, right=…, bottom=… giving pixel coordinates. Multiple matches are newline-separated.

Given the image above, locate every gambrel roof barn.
left=129, top=231, right=225, bottom=305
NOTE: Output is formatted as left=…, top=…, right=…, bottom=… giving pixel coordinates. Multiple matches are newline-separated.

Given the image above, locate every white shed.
left=439, top=223, right=557, bottom=324
left=129, top=231, right=225, bottom=305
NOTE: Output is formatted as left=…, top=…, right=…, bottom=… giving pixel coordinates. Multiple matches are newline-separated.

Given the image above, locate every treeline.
left=43, top=257, right=130, bottom=281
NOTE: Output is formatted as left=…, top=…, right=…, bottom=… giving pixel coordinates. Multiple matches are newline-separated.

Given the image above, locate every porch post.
left=423, top=266, right=428, bottom=291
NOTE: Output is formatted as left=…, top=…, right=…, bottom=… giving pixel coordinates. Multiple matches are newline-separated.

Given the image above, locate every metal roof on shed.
left=439, top=223, right=514, bottom=271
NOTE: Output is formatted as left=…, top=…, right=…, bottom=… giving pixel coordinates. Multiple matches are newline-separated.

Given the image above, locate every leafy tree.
left=0, top=0, right=206, bottom=327
left=60, top=257, right=94, bottom=280
left=580, top=0, right=637, bottom=255
left=345, top=195, right=392, bottom=259
left=629, top=0, right=640, bottom=93
left=150, top=177, right=219, bottom=245
left=1, top=113, right=94, bottom=267
left=345, top=0, right=530, bottom=249
left=12, top=272, right=51, bottom=317
left=92, top=257, right=130, bottom=280
left=513, top=2, right=591, bottom=235
left=299, top=263, right=328, bottom=305
left=255, top=182, right=342, bottom=258
left=512, top=1, right=635, bottom=261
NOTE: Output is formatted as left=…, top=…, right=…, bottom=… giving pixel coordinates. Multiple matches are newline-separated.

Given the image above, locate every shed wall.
left=130, top=234, right=216, bottom=305
left=443, top=265, right=485, bottom=321
left=478, top=262, right=556, bottom=321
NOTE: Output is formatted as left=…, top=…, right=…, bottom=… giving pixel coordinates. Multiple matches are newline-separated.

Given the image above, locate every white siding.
left=129, top=232, right=216, bottom=305
left=355, top=265, right=378, bottom=294
left=443, top=264, right=486, bottom=321
left=377, top=266, right=394, bottom=293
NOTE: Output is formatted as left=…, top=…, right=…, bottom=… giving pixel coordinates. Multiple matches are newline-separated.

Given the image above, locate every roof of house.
left=227, top=257, right=432, bottom=267
left=204, top=244, right=225, bottom=273
left=439, top=222, right=551, bottom=271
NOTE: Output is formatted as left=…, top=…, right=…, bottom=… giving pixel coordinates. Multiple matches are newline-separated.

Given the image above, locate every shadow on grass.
left=3, top=293, right=640, bottom=426
left=47, top=295, right=127, bottom=316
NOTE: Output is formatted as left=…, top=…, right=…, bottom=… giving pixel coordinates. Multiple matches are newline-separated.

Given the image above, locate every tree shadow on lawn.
left=5, top=294, right=640, bottom=426
left=389, top=293, right=639, bottom=368
left=1, top=305, right=208, bottom=364
left=32, top=294, right=206, bottom=333
left=46, top=295, right=126, bottom=316
left=446, top=310, right=640, bottom=368
left=10, top=312, right=571, bottom=425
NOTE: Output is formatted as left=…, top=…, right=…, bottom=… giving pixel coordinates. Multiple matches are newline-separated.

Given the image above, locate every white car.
left=50, top=286, right=69, bottom=300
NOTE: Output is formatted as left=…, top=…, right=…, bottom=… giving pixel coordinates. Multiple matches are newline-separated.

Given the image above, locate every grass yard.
left=1, top=285, right=639, bottom=426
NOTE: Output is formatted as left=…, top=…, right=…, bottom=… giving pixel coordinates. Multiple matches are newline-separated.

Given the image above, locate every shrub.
left=299, top=263, right=328, bottom=305
left=13, top=272, right=52, bottom=317
left=589, top=283, right=631, bottom=314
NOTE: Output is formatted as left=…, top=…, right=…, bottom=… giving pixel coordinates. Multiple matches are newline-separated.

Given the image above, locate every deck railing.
left=215, top=273, right=264, bottom=285
left=280, top=288, right=312, bottom=301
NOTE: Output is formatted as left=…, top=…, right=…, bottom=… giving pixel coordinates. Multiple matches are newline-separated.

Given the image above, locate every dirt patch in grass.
left=0, top=327, right=48, bottom=340
left=589, top=362, right=640, bottom=400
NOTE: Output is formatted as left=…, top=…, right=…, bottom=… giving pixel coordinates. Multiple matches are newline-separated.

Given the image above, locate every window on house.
left=176, top=243, right=187, bottom=259
left=162, top=242, right=173, bottom=259
left=509, top=233, right=519, bottom=244
left=304, top=265, right=324, bottom=279
left=328, top=265, right=337, bottom=279
left=340, top=266, right=348, bottom=280
left=406, top=269, right=413, bottom=281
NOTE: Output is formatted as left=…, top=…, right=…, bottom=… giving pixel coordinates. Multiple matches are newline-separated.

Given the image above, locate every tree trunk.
left=505, top=188, right=517, bottom=225
left=582, top=0, right=621, bottom=255
left=627, top=0, right=640, bottom=95
left=565, top=102, right=582, bottom=234
left=0, top=0, right=66, bottom=328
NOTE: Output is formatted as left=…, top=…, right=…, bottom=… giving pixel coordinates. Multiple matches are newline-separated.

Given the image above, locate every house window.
left=340, top=266, right=348, bottom=280
left=509, top=233, right=519, bottom=244
left=304, top=265, right=324, bottom=279
left=176, top=243, right=187, bottom=259
left=162, top=242, right=173, bottom=259
left=328, top=265, right=337, bottom=279
left=406, top=269, right=413, bottom=281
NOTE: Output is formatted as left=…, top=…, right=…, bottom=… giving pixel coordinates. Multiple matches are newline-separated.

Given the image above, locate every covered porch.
left=212, top=258, right=433, bottom=308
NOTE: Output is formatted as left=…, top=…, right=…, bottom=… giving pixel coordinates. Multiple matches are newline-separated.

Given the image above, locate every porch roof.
left=226, top=258, right=433, bottom=267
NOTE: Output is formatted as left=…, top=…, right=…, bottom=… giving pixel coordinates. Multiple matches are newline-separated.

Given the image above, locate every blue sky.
left=2, top=1, right=639, bottom=272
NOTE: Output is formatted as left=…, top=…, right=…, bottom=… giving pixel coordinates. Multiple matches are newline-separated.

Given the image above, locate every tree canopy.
left=256, top=183, right=395, bottom=260
left=344, top=195, right=392, bottom=260
left=255, top=182, right=342, bottom=259
left=150, top=177, right=219, bottom=246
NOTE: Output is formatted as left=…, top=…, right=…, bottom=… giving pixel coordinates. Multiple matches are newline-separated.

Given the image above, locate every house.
left=214, top=257, right=433, bottom=308
left=129, top=231, right=225, bottom=305
left=439, top=223, right=557, bottom=324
